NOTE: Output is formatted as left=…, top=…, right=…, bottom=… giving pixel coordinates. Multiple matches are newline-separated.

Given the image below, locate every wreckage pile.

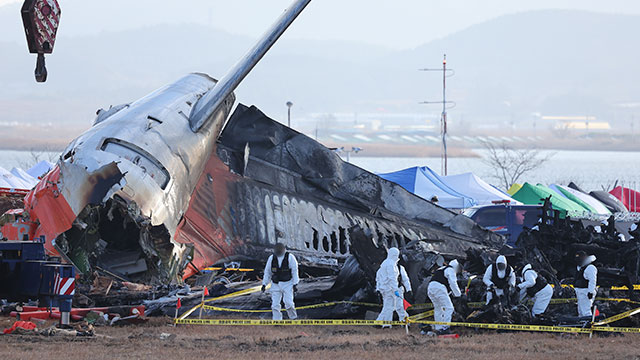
left=513, top=201, right=640, bottom=289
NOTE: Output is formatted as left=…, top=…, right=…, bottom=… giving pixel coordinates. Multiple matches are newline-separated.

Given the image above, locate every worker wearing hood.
left=483, top=255, right=516, bottom=305
left=375, top=247, right=412, bottom=327
left=426, top=259, right=462, bottom=334
left=262, top=243, right=299, bottom=320
left=517, top=264, right=553, bottom=317
left=574, top=251, right=597, bottom=317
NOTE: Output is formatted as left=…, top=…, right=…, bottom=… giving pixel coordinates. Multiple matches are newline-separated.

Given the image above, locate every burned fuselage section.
left=209, top=104, right=504, bottom=270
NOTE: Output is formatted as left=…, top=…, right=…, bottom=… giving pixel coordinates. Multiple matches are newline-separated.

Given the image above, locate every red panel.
left=23, top=166, right=75, bottom=243
left=610, top=186, right=640, bottom=212
left=174, top=148, right=244, bottom=279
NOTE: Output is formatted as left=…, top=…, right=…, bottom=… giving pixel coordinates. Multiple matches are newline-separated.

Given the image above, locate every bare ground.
left=1, top=317, right=639, bottom=360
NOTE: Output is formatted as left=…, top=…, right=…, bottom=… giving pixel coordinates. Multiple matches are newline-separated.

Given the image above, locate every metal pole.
left=286, top=101, right=293, bottom=128
left=419, top=56, right=454, bottom=176
left=442, top=55, right=448, bottom=176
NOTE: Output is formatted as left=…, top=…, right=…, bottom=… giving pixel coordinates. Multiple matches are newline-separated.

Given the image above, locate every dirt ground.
left=1, top=317, right=639, bottom=360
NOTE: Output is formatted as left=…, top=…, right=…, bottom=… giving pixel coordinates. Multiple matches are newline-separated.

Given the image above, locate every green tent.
left=511, top=183, right=589, bottom=217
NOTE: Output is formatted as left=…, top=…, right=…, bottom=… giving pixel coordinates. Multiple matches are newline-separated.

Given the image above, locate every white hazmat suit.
left=575, top=255, right=597, bottom=317
left=483, top=255, right=516, bottom=304
left=518, top=264, right=553, bottom=316
left=263, top=252, right=299, bottom=320
left=375, top=247, right=412, bottom=327
left=428, top=260, right=461, bottom=331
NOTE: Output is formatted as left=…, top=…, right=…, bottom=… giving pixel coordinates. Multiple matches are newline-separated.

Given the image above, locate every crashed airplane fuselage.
left=14, top=0, right=504, bottom=283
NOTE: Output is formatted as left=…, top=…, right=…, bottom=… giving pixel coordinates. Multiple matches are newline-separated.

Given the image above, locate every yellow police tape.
left=179, top=285, right=267, bottom=320
left=175, top=317, right=640, bottom=335
left=593, top=306, right=640, bottom=326
left=558, top=284, right=640, bottom=291
left=178, top=285, right=640, bottom=333
left=413, top=320, right=592, bottom=334
left=202, top=300, right=382, bottom=313
left=199, top=297, right=638, bottom=314
left=203, top=285, right=265, bottom=303
left=202, top=267, right=255, bottom=272
left=176, top=318, right=407, bottom=326
left=610, top=285, right=640, bottom=291
left=408, top=310, right=435, bottom=321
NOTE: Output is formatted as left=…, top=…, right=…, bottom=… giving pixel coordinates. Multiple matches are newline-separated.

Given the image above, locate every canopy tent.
left=440, top=172, right=520, bottom=206
left=10, top=168, right=39, bottom=188
left=511, top=183, right=588, bottom=217
left=507, top=183, right=522, bottom=196
left=27, top=160, right=54, bottom=179
left=378, top=167, right=475, bottom=209
left=610, top=186, right=640, bottom=212
left=551, top=184, right=611, bottom=215
left=0, top=167, right=34, bottom=190
left=569, top=182, right=628, bottom=213
left=590, top=190, right=628, bottom=213
left=549, top=184, right=595, bottom=212
left=536, top=184, right=592, bottom=214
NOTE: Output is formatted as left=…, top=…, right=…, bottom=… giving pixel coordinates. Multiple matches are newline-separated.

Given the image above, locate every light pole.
left=286, top=101, right=293, bottom=128
left=419, top=54, right=455, bottom=176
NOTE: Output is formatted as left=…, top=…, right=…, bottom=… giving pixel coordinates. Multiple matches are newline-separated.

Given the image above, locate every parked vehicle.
left=464, top=202, right=542, bottom=246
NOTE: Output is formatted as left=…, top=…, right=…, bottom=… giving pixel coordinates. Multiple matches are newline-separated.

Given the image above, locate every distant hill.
left=394, top=10, right=640, bottom=118
left=0, top=9, right=639, bottom=137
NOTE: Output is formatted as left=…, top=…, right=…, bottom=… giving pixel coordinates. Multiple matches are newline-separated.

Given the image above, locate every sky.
left=2, top=0, right=640, bottom=49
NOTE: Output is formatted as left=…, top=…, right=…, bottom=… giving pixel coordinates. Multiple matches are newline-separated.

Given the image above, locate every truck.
left=464, top=202, right=543, bottom=246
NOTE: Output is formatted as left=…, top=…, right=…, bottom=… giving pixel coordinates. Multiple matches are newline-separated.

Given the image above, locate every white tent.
left=440, top=172, right=520, bottom=206
left=27, top=160, right=54, bottom=179
left=378, top=167, right=475, bottom=209
left=0, top=166, right=33, bottom=189
left=553, top=184, right=611, bottom=215
left=10, top=167, right=39, bottom=189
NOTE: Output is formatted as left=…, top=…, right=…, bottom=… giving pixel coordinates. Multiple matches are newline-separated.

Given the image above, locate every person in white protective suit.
left=574, top=251, right=597, bottom=317
left=426, top=259, right=462, bottom=333
left=483, top=255, right=516, bottom=305
left=375, top=247, right=412, bottom=328
left=261, top=243, right=299, bottom=320
left=517, top=264, right=553, bottom=317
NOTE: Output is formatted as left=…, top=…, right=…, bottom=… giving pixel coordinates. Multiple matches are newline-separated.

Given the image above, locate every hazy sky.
left=2, top=0, right=640, bottom=49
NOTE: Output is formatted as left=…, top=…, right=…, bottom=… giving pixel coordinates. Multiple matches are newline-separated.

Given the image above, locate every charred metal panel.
left=218, top=104, right=505, bottom=250
left=229, top=179, right=490, bottom=267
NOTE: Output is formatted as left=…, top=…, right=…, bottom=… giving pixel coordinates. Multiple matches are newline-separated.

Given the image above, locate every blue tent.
left=378, top=167, right=475, bottom=209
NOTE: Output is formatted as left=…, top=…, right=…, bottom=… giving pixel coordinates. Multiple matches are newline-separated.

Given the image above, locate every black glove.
left=293, top=285, right=298, bottom=294
left=587, top=292, right=593, bottom=300
left=405, top=291, right=414, bottom=302
left=261, top=285, right=266, bottom=293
